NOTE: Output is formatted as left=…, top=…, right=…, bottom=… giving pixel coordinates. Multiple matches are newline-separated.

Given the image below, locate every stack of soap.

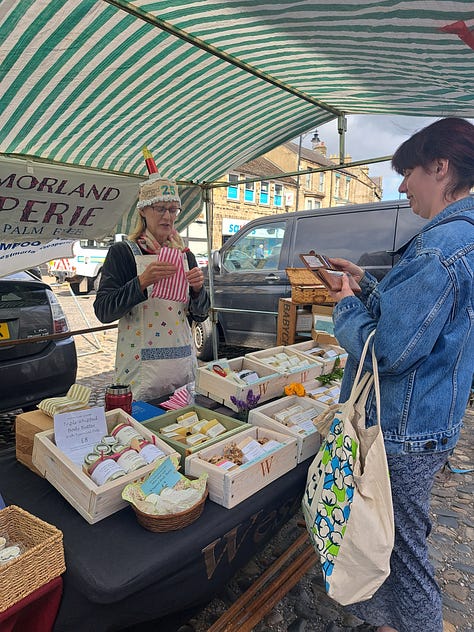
left=159, top=411, right=227, bottom=446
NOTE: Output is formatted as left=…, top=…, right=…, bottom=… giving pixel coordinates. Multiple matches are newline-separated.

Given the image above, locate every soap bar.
left=176, top=411, right=200, bottom=427
left=237, top=436, right=267, bottom=463
left=186, top=433, right=208, bottom=446
left=202, top=419, right=226, bottom=438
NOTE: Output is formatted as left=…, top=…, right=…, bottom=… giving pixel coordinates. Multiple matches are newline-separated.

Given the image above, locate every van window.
left=79, top=238, right=114, bottom=249
left=222, top=221, right=287, bottom=272
left=291, top=209, right=397, bottom=278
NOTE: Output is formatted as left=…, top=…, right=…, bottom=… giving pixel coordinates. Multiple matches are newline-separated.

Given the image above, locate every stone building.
left=265, top=132, right=383, bottom=210
left=182, top=132, right=383, bottom=251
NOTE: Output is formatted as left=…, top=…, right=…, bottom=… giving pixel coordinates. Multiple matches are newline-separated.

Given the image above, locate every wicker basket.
left=132, top=485, right=208, bottom=533
left=286, top=268, right=334, bottom=304
left=0, top=505, right=65, bottom=613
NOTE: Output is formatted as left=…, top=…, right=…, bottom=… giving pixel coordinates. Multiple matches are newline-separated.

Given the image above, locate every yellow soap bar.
left=185, top=433, right=208, bottom=446
left=201, top=419, right=226, bottom=437
left=177, top=411, right=199, bottom=427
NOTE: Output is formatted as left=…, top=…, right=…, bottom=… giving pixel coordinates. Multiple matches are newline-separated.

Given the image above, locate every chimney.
left=311, top=130, right=327, bottom=156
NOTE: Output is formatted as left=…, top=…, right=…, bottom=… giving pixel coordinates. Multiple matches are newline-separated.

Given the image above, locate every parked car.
left=0, top=270, right=77, bottom=412
left=192, top=198, right=428, bottom=360
left=195, top=253, right=209, bottom=268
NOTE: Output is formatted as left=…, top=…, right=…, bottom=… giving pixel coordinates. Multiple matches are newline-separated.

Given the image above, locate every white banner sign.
left=0, top=156, right=138, bottom=243
left=0, top=238, right=75, bottom=277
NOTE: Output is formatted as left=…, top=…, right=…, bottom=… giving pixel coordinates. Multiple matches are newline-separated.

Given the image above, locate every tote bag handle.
left=346, top=330, right=381, bottom=426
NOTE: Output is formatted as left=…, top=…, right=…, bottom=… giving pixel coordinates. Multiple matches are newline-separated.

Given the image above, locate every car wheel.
left=93, top=271, right=102, bottom=292
left=192, top=319, right=215, bottom=361
left=69, top=280, right=89, bottom=295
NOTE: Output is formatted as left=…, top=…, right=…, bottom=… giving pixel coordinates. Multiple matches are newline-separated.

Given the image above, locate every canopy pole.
left=202, top=186, right=219, bottom=360
left=295, top=135, right=303, bottom=212
left=103, top=0, right=342, bottom=117
left=338, top=114, right=347, bottom=164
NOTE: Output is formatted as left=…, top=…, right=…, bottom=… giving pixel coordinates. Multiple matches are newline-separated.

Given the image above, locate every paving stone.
left=287, top=618, right=307, bottom=632
left=443, top=569, right=463, bottom=582
left=266, top=610, right=285, bottom=626
left=452, top=562, right=474, bottom=574
left=443, top=594, right=471, bottom=613
left=444, top=582, right=469, bottom=602
left=454, top=544, right=471, bottom=556
left=437, top=516, right=459, bottom=529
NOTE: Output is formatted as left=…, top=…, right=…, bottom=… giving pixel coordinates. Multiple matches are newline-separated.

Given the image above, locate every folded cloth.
left=160, top=386, right=192, bottom=410
left=38, top=384, right=91, bottom=417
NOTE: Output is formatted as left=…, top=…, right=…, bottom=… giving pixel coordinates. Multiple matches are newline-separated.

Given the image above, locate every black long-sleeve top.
left=93, top=241, right=210, bottom=324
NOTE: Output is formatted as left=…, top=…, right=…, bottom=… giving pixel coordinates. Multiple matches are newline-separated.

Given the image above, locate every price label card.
left=141, top=456, right=181, bottom=495
left=54, top=407, right=107, bottom=465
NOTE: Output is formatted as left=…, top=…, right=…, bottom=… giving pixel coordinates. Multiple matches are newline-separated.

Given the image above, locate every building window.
left=260, top=181, right=270, bottom=205
left=314, top=200, right=321, bottom=208
left=319, top=172, right=325, bottom=192
left=345, top=177, right=351, bottom=199
left=227, top=174, right=239, bottom=200
left=335, top=174, right=341, bottom=198
left=306, top=199, right=313, bottom=210
left=305, top=171, right=312, bottom=189
left=274, top=183, right=283, bottom=207
left=244, top=180, right=255, bottom=203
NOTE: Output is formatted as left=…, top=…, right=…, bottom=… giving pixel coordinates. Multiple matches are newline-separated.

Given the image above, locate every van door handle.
left=264, top=274, right=280, bottom=282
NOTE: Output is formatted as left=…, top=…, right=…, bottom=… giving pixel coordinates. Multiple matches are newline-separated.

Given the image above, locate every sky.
left=298, top=114, right=473, bottom=201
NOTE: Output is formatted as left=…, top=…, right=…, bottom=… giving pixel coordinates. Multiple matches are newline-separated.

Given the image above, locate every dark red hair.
left=392, top=117, right=474, bottom=198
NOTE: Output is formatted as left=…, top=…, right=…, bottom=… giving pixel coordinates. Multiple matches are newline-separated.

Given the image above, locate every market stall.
left=1, top=429, right=309, bottom=631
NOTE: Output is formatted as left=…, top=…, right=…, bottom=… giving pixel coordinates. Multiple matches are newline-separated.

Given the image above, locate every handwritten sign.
left=54, top=407, right=107, bottom=465
left=141, top=456, right=181, bottom=495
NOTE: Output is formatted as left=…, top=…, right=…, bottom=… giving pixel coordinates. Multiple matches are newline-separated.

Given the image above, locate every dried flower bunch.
left=230, top=389, right=261, bottom=412
left=284, top=382, right=306, bottom=397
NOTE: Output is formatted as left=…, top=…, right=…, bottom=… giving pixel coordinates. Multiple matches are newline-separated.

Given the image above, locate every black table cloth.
left=0, top=445, right=311, bottom=631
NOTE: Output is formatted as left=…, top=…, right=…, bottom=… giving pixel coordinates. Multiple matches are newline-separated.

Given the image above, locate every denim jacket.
left=333, top=196, right=474, bottom=455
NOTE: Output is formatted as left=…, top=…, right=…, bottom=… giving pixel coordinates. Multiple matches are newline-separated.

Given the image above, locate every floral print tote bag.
left=302, top=331, right=394, bottom=606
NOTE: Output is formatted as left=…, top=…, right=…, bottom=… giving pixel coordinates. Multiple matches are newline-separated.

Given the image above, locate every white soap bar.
left=238, top=437, right=267, bottom=463
left=260, top=439, right=283, bottom=452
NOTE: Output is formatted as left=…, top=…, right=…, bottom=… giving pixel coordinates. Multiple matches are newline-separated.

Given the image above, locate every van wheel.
left=192, top=319, right=215, bottom=361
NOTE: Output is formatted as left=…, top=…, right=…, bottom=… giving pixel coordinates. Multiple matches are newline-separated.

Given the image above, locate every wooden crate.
left=248, top=395, right=326, bottom=463
left=287, top=339, right=348, bottom=373
left=302, top=378, right=341, bottom=407
left=195, top=356, right=287, bottom=412
left=143, top=405, right=248, bottom=459
left=185, top=426, right=297, bottom=508
left=15, top=409, right=54, bottom=477
left=312, top=304, right=335, bottom=336
left=32, top=409, right=180, bottom=524
left=285, top=268, right=334, bottom=304
left=245, top=345, right=323, bottom=383
left=277, top=298, right=314, bottom=346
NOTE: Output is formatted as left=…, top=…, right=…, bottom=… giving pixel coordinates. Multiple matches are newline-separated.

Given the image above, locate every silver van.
left=193, top=199, right=427, bottom=359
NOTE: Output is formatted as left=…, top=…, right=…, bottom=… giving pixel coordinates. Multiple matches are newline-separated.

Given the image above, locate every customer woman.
left=327, top=117, right=474, bottom=632
left=94, top=173, right=210, bottom=401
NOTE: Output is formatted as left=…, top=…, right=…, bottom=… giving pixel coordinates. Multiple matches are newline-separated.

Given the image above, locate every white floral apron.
left=115, top=245, right=197, bottom=402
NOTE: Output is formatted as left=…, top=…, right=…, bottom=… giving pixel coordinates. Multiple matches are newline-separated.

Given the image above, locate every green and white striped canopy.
left=1, top=0, right=473, bottom=228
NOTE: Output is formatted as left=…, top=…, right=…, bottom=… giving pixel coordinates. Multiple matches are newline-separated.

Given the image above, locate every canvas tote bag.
left=302, top=331, right=394, bottom=606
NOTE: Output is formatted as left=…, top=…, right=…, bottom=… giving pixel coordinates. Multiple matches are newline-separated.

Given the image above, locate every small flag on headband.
left=142, top=145, right=159, bottom=174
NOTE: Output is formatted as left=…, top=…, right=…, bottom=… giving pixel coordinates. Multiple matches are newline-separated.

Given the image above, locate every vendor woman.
left=94, top=170, right=210, bottom=401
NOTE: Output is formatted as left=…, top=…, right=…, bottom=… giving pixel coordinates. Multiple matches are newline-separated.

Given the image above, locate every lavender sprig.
left=230, top=389, right=261, bottom=411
